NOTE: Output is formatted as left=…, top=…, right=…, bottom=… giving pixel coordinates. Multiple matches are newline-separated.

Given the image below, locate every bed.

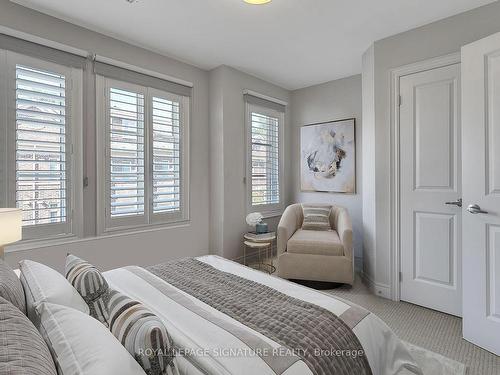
left=0, top=255, right=421, bottom=375
left=102, top=255, right=421, bottom=375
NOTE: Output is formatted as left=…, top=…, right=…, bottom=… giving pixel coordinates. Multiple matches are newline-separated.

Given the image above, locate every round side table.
left=243, top=232, right=276, bottom=274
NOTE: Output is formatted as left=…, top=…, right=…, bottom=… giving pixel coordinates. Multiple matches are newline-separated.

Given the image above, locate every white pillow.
left=19, top=260, right=89, bottom=324
left=36, top=302, right=146, bottom=375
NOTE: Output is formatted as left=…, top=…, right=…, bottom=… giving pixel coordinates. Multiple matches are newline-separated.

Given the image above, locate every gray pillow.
left=0, top=296, right=57, bottom=375
left=0, top=259, right=26, bottom=314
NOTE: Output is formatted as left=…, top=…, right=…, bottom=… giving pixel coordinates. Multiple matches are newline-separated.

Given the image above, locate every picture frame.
left=300, top=118, right=356, bottom=193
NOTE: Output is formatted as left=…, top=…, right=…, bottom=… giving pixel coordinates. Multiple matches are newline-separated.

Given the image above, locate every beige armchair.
left=277, top=203, right=354, bottom=285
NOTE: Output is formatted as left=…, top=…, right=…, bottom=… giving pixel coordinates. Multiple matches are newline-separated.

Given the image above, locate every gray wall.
left=209, top=66, right=291, bottom=260
left=362, top=0, right=500, bottom=295
left=290, top=75, right=363, bottom=267
left=1, top=1, right=210, bottom=272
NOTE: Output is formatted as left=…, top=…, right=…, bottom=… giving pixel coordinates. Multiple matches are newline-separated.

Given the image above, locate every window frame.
left=245, top=102, right=284, bottom=217
left=96, top=76, right=190, bottom=235
left=1, top=50, right=83, bottom=242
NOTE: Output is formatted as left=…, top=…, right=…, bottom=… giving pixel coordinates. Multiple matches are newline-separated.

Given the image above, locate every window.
left=245, top=97, right=284, bottom=215
left=97, top=78, right=189, bottom=233
left=0, top=51, right=82, bottom=241
left=250, top=111, right=280, bottom=206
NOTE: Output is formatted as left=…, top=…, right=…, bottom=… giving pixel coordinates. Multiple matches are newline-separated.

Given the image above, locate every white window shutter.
left=151, top=96, right=181, bottom=214
left=98, top=77, right=189, bottom=233
left=251, top=111, right=280, bottom=207
left=15, top=64, right=68, bottom=226
left=108, top=87, right=145, bottom=218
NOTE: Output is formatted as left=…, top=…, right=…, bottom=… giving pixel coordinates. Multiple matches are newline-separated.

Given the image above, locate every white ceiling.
left=12, top=0, right=496, bottom=89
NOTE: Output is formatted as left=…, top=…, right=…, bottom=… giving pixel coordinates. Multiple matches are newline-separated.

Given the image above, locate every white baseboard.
left=361, top=271, right=392, bottom=299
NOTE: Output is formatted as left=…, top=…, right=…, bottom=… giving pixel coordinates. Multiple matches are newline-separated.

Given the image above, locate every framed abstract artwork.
left=300, top=118, right=356, bottom=193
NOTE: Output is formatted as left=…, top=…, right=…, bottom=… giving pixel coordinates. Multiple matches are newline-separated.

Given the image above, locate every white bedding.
left=103, top=255, right=420, bottom=375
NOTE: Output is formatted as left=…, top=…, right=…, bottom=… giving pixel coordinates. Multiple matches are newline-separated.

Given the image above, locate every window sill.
left=248, top=209, right=284, bottom=219
left=5, top=220, right=191, bottom=253
left=99, top=219, right=191, bottom=237
left=5, top=234, right=81, bottom=253
left=262, top=210, right=283, bottom=219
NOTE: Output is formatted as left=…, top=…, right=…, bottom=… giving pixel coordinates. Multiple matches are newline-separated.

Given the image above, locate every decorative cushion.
left=0, top=259, right=26, bottom=314
left=19, top=260, right=89, bottom=324
left=301, top=204, right=332, bottom=231
left=108, top=289, right=179, bottom=375
left=0, top=296, right=57, bottom=375
left=65, top=254, right=110, bottom=326
left=287, top=229, right=344, bottom=256
left=36, top=302, right=146, bottom=375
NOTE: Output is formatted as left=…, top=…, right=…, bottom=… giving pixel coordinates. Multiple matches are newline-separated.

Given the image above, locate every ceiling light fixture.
left=244, top=0, right=272, bottom=5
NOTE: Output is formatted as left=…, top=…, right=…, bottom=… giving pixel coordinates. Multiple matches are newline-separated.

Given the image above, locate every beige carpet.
left=318, top=276, right=500, bottom=375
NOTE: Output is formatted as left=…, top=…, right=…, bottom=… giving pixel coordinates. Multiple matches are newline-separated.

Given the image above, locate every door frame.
left=389, top=52, right=461, bottom=301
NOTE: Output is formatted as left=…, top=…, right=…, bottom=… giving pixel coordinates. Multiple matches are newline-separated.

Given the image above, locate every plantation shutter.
left=15, top=64, right=69, bottom=229
left=96, top=62, right=190, bottom=225
left=98, top=70, right=190, bottom=232
left=151, top=95, right=181, bottom=214
left=108, top=87, right=145, bottom=218
left=249, top=111, right=280, bottom=206
left=244, top=93, right=284, bottom=209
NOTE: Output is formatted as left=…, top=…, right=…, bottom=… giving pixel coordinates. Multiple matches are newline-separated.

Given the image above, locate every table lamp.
left=0, top=208, right=22, bottom=259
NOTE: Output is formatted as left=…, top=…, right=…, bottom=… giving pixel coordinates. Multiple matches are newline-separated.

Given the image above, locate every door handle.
left=445, top=198, right=462, bottom=208
left=467, top=204, right=488, bottom=215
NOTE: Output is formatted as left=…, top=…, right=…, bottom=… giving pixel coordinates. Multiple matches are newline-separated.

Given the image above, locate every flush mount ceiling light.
left=244, top=0, right=272, bottom=4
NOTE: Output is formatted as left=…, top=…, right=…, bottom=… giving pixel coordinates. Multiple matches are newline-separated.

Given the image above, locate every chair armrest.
left=336, top=208, right=353, bottom=260
left=277, top=206, right=299, bottom=256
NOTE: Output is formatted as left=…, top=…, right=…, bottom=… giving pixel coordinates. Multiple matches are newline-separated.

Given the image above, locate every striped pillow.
left=65, top=254, right=110, bottom=326
left=301, top=204, right=332, bottom=231
left=108, top=289, right=179, bottom=375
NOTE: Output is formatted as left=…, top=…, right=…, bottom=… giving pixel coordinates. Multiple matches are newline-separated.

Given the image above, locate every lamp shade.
left=0, top=208, right=22, bottom=246
left=244, top=0, right=271, bottom=4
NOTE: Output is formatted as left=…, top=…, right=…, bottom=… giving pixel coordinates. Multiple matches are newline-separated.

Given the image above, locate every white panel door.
left=400, top=64, right=462, bottom=316
left=462, top=32, right=500, bottom=355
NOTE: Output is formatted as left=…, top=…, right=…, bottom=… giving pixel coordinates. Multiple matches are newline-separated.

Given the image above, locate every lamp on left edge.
left=0, top=208, right=22, bottom=259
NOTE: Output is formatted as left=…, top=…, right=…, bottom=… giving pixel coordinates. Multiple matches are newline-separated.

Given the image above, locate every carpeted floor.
left=304, top=276, right=500, bottom=375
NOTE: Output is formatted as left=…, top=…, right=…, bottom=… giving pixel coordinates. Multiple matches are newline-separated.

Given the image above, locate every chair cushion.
left=287, top=229, right=344, bottom=256
left=0, top=296, right=56, bottom=375
left=0, top=259, right=26, bottom=314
